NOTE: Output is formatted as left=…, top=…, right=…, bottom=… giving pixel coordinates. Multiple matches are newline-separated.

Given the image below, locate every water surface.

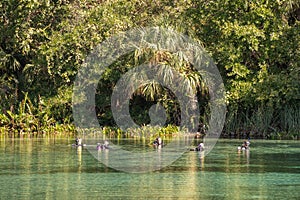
left=0, top=138, right=299, bottom=199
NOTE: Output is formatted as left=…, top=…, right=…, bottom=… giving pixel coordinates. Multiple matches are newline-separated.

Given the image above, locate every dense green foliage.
left=0, top=0, right=299, bottom=138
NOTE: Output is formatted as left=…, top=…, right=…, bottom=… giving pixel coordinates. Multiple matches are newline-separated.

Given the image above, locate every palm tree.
left=92, top=27, right=215, bottom=130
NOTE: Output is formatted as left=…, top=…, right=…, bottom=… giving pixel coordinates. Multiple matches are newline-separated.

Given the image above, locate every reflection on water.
left=0, top=138, right=299, bottom=199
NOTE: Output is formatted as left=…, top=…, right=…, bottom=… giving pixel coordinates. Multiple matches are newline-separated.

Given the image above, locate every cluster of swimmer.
left=96, top=141, right=109, bottom=150
left=75, top=137, right=207, bottom=152
left=74, top=138, right=109, bottom=150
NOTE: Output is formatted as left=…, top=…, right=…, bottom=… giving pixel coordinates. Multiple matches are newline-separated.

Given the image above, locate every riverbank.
left=0, top=125, right=298, bottom=140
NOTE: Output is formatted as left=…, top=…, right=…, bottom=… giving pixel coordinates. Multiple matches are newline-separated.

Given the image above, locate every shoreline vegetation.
left=1, top=1, right=299, bottom=140
left=0, top=124, right=298, bottom=140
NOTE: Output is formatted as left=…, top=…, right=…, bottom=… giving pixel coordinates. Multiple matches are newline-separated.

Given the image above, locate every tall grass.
left=224, top=103, right=300, bottom=139
left=281, top=104, right=300, bottom=137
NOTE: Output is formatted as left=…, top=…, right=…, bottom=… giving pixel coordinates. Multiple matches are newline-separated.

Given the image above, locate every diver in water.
left=153, top=137, right=162, bottom=146
left=104, top=140, right=109, bottom=149
left=238, top=139, right=250, bottom=150
left=75, top=137, right=82, bottom=146
left=196, top=143, right=204, bottom=151
left=96, top=143, right=102, bottom=150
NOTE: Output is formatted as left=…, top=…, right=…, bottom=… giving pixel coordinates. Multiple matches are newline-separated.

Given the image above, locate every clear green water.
left=0, top=138, right=299, bottom=199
